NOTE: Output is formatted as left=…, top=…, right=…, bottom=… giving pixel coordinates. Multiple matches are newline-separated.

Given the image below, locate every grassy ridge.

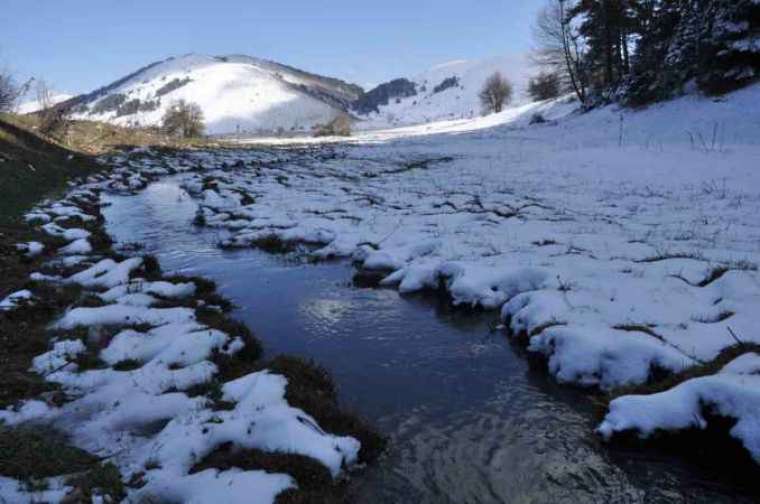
left=0, top=113, right=225, bottom=225
left=0, top=116, right=101, bottom=225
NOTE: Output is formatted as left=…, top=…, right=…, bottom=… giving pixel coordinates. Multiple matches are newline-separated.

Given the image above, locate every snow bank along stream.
left=100, top=174, right=758, bottom=503
left=1, top=159, right=366, bottom=503
left=185, top=87, right=760, bottom=471
left=176, top=86, right=760, bottom=497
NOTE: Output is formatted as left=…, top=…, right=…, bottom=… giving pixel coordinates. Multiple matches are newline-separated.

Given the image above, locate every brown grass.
left=3, top=112, right=223, bottom=156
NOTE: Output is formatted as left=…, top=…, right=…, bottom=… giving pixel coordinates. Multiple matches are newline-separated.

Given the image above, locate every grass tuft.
left=112, top=358, right=142, bottom=371
left=191, top=443, right=332, bottom=488
left=66, top=462, right=126, bottom=502
left=0, top=426, right=98, bottom=480
left=250, top=234, right=296, bottom=254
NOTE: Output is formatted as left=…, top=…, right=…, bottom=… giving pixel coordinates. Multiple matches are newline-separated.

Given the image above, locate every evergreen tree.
left=625, top=0, right=759, bottom=104
left=537, top=0, right=758, bottom=106
left=698, top=0, right=760, bottom=94
left=625, top=0, right=684, bottom=105
left=568, top=0, right=637, bottom=93
left=0, top=72, right=18, bottom=112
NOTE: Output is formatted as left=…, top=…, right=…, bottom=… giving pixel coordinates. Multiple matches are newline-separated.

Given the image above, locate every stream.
left=102, top=177, right=756, bottom=504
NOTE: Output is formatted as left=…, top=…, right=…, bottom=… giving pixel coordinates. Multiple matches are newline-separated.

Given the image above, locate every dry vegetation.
left=479, top=72, right=513, bottom=114
left=2, top=112, right=222, bottom=156
left=313, top=114, right=352, bottom=137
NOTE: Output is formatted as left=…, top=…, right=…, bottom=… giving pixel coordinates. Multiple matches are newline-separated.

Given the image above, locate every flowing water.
left=102, top=178, right=757, bottom=504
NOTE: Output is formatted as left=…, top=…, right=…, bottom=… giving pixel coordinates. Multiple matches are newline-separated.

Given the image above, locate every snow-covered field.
left=207, top=85, right=759, bottom=460
left=239, top=95, right=575, bottom=147
left=3, top=83, right=760, bottom=501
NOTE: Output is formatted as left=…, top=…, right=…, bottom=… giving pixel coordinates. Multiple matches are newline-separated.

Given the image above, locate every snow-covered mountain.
left=353, top=54, right=530, bottom=129
left=64, top=53, right=530, bottom=135
left=67, top=54, right=364, bottom=135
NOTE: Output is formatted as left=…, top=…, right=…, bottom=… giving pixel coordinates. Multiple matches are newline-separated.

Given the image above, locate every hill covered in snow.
left=67, top=54, right=364, bottom=135
left=352, top=54, right=530, bottom=129
left=64, top=53, right=530, bottom=135
left=17, top=92, right=74, bottom=114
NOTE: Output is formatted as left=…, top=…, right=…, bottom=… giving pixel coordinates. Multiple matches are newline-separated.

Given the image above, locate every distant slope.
left=68, top=54, right=364, bottom=135
left=17, top=92, right=74, bottom=114
left=66, top=53, right=531, bottom=135
left=353, top=55, right=529, bottom=129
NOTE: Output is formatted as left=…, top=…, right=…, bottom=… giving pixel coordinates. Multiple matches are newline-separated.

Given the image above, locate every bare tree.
left=0, top=71, right=18, bottom=112
left=479, top=72, right=513, bottom=114
left=37, top=79, right=54, bottom=129
left=36, top=79, right=52, bottom=110
left=528, top=72, right=562, bottom=101
left=35, top=79, right=70, bottom=135
left=313, top=113, right=352, bottom=137
left=162, top=100, right=205, bottom=138
left=532, top=0, right=588, bottom=106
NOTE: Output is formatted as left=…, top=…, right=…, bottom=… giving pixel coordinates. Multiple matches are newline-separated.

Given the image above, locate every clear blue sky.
left=1, top=0, right=544, bottom=94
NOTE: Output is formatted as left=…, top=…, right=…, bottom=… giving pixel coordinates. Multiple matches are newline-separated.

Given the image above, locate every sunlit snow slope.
left=354, top=54, right=529, bottom=129
left=69, top=54, right=363, bottom=135
left=17, top=92, right=74, bottom=114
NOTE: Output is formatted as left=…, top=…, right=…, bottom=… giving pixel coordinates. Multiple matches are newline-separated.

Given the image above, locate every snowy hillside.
left=68, top=54, right=363, bottom=135
left=16, top=92, right=74, bottom=114
left=354, top=54, right=529, bottom=129
left=63, top=53, right=532, bottom=135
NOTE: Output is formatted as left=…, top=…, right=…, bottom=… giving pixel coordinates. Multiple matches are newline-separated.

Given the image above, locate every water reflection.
left=299, top=298, right=358, bottom=333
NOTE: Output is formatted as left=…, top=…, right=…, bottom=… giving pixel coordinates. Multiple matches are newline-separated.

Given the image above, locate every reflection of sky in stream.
left=102, top=178, right=757, bottom=504
left=300, top=298, right=356, bottom=334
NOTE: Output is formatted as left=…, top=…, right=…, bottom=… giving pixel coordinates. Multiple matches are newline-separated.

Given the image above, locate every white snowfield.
left=72, top=54, right=357, bottom=135
left=196, top=85, right=759, bottom=459
left=355, top=54, right=531, bottom=129
left=241, top=94, right=576, bottom=147
left=16, top=92, right=74, bottom=114
left=1, top=176, right=360, bottom=502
